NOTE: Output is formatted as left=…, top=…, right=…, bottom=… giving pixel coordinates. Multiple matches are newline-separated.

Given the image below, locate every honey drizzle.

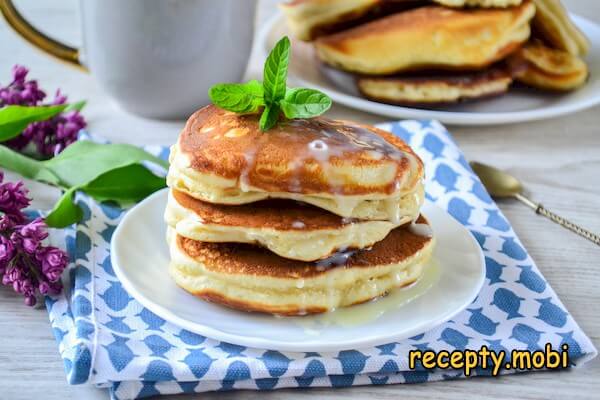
left=233, top=116, right=420, bottom=225
left=291, top=258, right=441, bottom=332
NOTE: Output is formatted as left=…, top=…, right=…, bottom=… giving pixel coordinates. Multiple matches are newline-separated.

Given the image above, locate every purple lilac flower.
left=1, top=65, right=86, bottom=158
left=23, top=108, right=86, bottom=157
left=0, top=174, right=68, bottom=306
left=0, top=215, right=13, bottom=231
left=36, top=246, right=68, bottom=282
left=12, top=218, right=48, bottom=254
left=0, top=171, right=30, bottom=223
left=0, top=65, right=45, bottom=107
left=0, top=236, right=14, bottom=274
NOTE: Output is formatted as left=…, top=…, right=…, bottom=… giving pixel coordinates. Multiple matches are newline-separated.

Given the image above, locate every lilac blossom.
left=0, top=65, right=45, bottom=106
left=0, top=173, right=69, bottom=306
left=1, top=65, right=86, bottom=158
left=0, top=172, right=30, bottom=223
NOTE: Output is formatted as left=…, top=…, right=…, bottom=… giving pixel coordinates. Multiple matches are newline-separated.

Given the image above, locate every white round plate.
left=111, top=189, right=485, bottom=352
left=256, top=13, right=600, bottom=126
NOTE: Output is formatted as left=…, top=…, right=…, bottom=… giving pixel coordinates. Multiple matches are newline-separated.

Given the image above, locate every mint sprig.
left=208, top=80, right=264, bottom=114
left=280, top=88, right=332, bottom=119
left=208, top=36, right=332, bottom=131
left=263, top=36, right=291, bottom=107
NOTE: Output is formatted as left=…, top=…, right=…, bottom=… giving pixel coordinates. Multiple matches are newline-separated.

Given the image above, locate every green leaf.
left=45, top=164, right=166, bottom=227
left=208, top=80, right=264, bottom=114
left=42, top=141, right=168, bottom=188
left=0, top=104, right=68, bottom=142
left=44, top=187, right=82, bottom=228
left=81, top=164, right=166, bottom=203
left=259, top=104, right=280, bottom=131
left=280, top=88, right=332, bottom=119
left=0, top=145, right=61, bottom=185
left=263, top=36, right=291, bottom=106
left=64, top=100, right=86, bottom=112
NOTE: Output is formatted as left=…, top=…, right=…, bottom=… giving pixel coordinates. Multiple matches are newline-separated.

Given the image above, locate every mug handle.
left=0, top=0, right=86, bottom=71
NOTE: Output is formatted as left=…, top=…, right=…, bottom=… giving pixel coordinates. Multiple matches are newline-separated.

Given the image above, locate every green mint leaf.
left=208, top=80, right=264, bottom=113
left=0, top=145, right=61, bottom=186
left=0, top=104, right=68, bottom=142
left=263, top=36, right=291, bottom=106
left=207, top=35, right=333, bottom=131
left=81, top=164, right=166, bottom=203
left=45, top=187, right=82, bottom=228
left=280, top=88, right=332, bottom=119
left=259, top=104, right=280, bottom=131
left=42, top=141, right=168, bottom=188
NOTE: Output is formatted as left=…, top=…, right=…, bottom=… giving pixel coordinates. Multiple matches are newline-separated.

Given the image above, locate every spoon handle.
left=515, top=194, right=600, bottom=246
left=535, top=205, right=600, bottom=246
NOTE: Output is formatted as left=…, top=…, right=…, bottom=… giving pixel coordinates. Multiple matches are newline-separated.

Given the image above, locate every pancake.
left=508, top=41, right=588, bottom=90
left=433, top=0, right=523, bottom=7
left=314, top=2, right=536, bottom=75
left=356, top=67, right=514, bottom=105
left=280, top=0, right=380, bottom=42
left=165, top=189, right=407, bottom=262
left=167, top=105, right=424, bottom=223
left=532, top=0, right=589, bottom=56
left=167, top=215, right=435, bottom=316
left=280, top=0, right=424, bottom=41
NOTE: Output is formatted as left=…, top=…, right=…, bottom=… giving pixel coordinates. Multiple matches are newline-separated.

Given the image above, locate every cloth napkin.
left=45, top=122, right=596, bottom=400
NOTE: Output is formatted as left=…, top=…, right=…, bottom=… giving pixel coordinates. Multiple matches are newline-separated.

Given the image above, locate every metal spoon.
left=470, top=161, right=600, bottom=246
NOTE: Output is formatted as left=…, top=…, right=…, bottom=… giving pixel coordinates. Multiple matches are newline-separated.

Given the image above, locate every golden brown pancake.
left=167, top=105, right=424, bottom=222
left=168, top=215, right=435, bottom=316
left=356, top=67, right=514, bottom=105
left=433, top=0, right=523, bottom=7
left=165, top=189, right=404, bottom=261
left=508, top=41, right=588, bottom=90
left=314, top=2, right=536, bottom=75
left=281, top=0, right=427, bottom=41
left=532, top=0, right=589, bottom=56
left=280, top=0, right=380, bottom=41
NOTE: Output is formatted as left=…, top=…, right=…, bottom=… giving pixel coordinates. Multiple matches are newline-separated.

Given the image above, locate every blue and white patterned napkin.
left=45, top=122, right=596, bottom=400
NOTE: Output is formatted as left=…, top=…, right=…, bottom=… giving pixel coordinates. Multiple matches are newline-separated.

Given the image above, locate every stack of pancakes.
left=281, top=0, right=589, bottom=106
left=164, top=105, right=435, bottom=315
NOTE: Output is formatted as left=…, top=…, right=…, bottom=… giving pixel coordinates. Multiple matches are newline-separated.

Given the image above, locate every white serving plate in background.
left=257, top=13, right=600, bottom=126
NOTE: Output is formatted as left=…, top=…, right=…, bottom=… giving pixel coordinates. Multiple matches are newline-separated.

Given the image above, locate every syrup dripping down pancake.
left=168, top=215, right=435, bottom=316
left=165, top=189, right=413, bottom=262
left=168, top=105, right=424, bottom=222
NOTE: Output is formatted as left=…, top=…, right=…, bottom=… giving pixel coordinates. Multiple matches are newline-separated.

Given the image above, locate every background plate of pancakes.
left=259, top=0, right=600, bottom=125
left=111, top=189, right=485, bottom=352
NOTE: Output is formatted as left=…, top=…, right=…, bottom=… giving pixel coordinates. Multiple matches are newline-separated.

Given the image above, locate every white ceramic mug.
left=0, top=0, right=257, bottom=119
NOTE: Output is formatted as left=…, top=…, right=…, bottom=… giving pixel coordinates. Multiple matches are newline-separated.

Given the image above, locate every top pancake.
left=280, top=0, right=381, bottom=41
left=281, top=0, right=525, bottom=42
left=434, top=0, right=523, bottom=7
left=280, top=0, right=424, bottom=41
left=168, top=105, right=424, bottom=221
left=314, top=1, right=536, bottom=75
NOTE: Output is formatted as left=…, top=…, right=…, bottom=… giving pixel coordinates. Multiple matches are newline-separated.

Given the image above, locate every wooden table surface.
left=0, top=1, right=598, bottom=399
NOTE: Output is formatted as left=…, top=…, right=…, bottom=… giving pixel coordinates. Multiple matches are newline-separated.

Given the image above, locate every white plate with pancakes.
left=257, top=12, right=600, bottom=126
left=111, top=189, right=485, bottom=352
